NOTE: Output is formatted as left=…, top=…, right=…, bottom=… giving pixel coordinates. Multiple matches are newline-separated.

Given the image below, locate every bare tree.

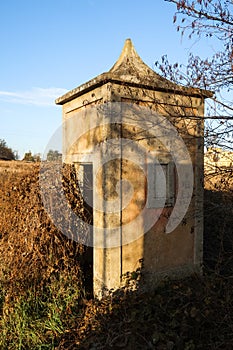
left=157, top=0, right=233, bottom=151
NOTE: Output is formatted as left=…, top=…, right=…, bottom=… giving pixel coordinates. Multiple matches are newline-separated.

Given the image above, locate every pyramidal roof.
left=109, top=38, right=176, bottom=87
left=56, top=39, right=212, bottom=105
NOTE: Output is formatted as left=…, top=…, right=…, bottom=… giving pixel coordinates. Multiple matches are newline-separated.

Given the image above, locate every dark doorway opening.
left=76, top=163, right=93, bottom=298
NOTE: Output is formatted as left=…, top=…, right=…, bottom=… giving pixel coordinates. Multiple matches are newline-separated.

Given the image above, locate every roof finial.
left=110, top=38, right=144, bottom=72
left=123, top=38, right=133, bottom=54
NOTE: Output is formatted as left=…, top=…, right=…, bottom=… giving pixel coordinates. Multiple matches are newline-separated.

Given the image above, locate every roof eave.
left=55, top=74, right=213, bottom=105
left=55, top=72, right=109, bottom=105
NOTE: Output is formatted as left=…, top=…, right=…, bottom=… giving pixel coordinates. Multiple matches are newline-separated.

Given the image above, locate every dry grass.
left=0, top=161, right=88, bottom=349
left=0, top=159, right=35, bottom=172
left=0, top=161, right=233, bottom=349
left=0, top=161, right=85, bottom=294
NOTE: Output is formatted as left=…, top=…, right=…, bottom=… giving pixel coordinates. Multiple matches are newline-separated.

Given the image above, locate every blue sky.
left=0, top=0, right=218, bottom=159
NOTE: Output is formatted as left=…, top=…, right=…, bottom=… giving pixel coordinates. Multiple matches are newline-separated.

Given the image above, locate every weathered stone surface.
left=56, top=39, right=213, bottom=297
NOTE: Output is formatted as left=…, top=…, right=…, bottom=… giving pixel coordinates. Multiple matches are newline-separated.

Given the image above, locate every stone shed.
left=56, top=39, right=212, bottom=297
